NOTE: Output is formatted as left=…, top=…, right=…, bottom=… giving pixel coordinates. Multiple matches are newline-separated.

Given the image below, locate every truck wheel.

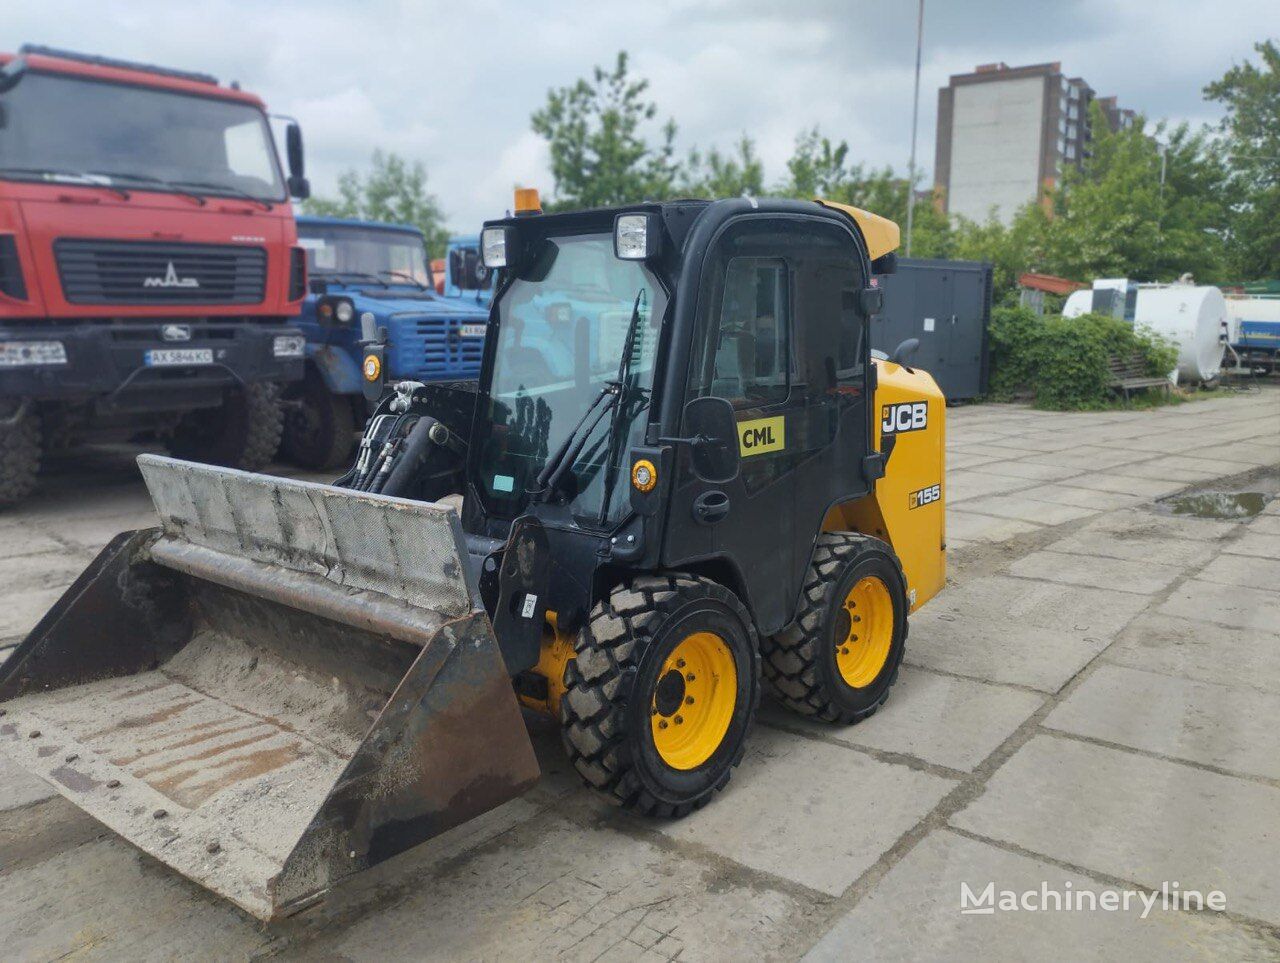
left=0, top=402, right=40, bottom=508
left=280, top=374, right=358, bottom=470
left=561, top=574, right=759, bottom=818
left=762, top=533, right=907, bottom=724
left=169, top=382, right=283, bottom=471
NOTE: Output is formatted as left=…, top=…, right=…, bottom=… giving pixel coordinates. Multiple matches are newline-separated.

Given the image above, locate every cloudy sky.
left=9, top=1, right=1273, bottom=232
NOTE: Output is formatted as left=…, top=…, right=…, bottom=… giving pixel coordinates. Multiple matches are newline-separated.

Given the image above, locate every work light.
left=614, top=213, right=660, bottom=260
left=481, top=227, right=513, bottom=268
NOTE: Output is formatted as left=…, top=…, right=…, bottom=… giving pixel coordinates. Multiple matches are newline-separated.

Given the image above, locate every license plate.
left=459, top=324, right=487, bottom=339
left=145, top=348, right=213, bottom=367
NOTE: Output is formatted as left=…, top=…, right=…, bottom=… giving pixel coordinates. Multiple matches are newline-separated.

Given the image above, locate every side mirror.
left=0, top=56, right=28, bottom=94
left=858, top=286, right=884, bottom=317
left=683, top=396, right=740, bottom=484
left=285, top=123, right=310, bottom=200
left=890, top=337, right=920, bottom=367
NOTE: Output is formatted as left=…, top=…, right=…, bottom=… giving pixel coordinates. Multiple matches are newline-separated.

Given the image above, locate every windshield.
left=476, top=232, right=667, bottom=527
left=299, top=224, right=432, bottom=287
left=0, top=71, right=285, bottom=201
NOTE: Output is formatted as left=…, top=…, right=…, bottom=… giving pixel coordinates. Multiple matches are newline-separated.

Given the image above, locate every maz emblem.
left=144, top=262, right=200, bottom=289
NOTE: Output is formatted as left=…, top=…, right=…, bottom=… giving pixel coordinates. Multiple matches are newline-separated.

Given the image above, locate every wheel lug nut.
left=685, top=696, right=694, bottom=705
left=841, top=647, right=849, bottom=655
left=853, top=615, right=862, bottom=623
left=674, top=716, right=683, bottom=725
left=658, top=720, right=668, bottom=730
left=686, top=673, right=695, bottom=682
left=677, top=659, right=686, bottom=668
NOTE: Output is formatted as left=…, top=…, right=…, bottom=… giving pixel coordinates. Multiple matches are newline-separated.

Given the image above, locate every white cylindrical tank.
left=1133, top=286, right=1226, bottom=382
left=1062, top=289, right=1091, bottom=318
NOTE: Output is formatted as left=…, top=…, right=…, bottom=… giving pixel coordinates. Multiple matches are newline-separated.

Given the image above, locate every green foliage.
left=1046, top=104, right=1229, bottom=283
left=530, top=51, right=678, bottom=210
left=1204, top=39, right=1280, bottom=279
left=777, top=128, right=952, bottom=257
left=986, top=307, right=1177, bottom=410
left=680, top=135, right=764, bottom=198
left=305, top=150, right=449, bottom=256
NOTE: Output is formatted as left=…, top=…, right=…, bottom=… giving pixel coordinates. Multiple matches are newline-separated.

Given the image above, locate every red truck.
left=0, top=45, right=310, bottom=506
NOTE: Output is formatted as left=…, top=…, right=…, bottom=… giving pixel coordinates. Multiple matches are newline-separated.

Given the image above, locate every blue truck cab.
left=443, top=234, right=496, bottom=305
left=281, top=216, right=489, bottom=468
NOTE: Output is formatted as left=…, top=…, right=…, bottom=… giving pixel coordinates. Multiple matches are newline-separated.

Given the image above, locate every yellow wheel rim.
left=650, top=631, right=737, bottom=771
left=835, top=576, right=895, bottom=688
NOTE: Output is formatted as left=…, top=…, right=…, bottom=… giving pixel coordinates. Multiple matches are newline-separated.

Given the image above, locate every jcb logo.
left=738, top=415, right=785, bottom=457
left=909, top=483, right=942, bottom=510
left=881, top=401, right=928, bottom=435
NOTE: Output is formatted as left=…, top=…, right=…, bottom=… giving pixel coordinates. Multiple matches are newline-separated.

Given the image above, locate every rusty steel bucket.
left=0, top=455, right=539, bottom=921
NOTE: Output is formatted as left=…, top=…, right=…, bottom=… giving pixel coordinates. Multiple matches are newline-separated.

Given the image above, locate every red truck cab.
left=0, top=45, right=309, bottom=506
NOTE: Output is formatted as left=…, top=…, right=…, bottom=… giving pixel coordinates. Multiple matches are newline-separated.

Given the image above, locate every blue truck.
left=281, top=216, right=489, bottom=468
left=443, top=234, right=495, bottom=304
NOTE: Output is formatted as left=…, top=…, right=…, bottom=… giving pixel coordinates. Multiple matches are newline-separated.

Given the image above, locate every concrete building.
left=934, top=62, right=1132, bottom=224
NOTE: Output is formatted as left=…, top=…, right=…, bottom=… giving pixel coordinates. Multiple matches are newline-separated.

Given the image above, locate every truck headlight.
left=273, top=335, right=305, bottom=358
left=0, top=341, right=67, bottom=367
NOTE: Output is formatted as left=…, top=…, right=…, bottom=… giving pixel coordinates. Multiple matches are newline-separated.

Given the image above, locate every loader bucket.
left=0, top=455, right=539, bottom=921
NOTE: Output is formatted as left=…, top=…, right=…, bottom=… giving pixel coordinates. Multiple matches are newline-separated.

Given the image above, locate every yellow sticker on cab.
left=738, top=415, right=785, bottom=456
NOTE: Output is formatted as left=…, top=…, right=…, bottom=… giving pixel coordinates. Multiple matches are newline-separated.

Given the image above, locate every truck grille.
left=392, top=317, right=485, bottom=381
left=54, top=239, right=267, bottom=305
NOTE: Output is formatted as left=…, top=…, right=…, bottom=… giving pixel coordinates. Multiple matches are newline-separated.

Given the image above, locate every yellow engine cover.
left=824, top=359, right=946, bottom=612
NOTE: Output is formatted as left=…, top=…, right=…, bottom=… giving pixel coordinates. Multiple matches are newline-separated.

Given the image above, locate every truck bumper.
left=0, top=322, right=304, bottom=408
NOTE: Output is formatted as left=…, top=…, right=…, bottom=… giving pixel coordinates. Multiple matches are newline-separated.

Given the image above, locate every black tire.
left=0, top=402, right=40, bottom=509
left=762, top=533, right=907, bottom=724
left=561, top=574, right=760, bottom=818
left=280, top=373, right=358, bottom=470
left=168, top=382, right=283, bottom=471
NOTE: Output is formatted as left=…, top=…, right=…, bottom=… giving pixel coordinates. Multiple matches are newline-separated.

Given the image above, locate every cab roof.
left=482, top=196, right=900, bottom=260
left=2, top=44, right=265, bottom=108
left=296, top=215, right=425, bottom=237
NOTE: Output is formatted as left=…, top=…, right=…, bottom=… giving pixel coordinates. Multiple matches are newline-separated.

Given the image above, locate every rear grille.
left=0, top=235, right=27, bottom=300
left=55, top=239, right=267, bottom=305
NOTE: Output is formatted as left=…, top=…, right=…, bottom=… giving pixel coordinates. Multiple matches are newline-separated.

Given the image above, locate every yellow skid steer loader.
left=0, top=193, right=946, bottom=921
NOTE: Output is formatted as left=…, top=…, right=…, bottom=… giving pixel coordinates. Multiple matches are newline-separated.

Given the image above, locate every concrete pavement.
left=1, top=387, right=1278, bottom=960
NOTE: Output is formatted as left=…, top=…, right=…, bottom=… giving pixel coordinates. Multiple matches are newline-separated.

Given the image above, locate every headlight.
left=317, top=295, right=356, bottom=326
left=272, top=335, right=305, bottom=358
left=614, top=212, right=660, bottom=260
left=0, top=341, right=67, bottom=367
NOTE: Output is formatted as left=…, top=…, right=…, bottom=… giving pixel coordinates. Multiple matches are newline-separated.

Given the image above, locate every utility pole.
left=904, top=0, right=925, bottom=257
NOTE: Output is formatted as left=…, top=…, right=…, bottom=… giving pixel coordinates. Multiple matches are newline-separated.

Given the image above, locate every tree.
left=306, top=150, right=450, bottom=256
left=679, top=135, right=765, bottom=198
left=779, top=127, right=952, bottom=258
left=531, top=52, right=679, bottom=210
left=1205, top=39, right=1280, bottom=279
left=1043, top=104, right=1228, bottom=283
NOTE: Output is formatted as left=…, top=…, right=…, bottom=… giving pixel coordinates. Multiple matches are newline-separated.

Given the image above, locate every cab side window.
left=706, top=257, right=790, bottom=409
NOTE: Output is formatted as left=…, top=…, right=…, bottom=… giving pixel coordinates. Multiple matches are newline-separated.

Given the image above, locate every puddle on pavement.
left=1157, top=491, right=1270, bottom=519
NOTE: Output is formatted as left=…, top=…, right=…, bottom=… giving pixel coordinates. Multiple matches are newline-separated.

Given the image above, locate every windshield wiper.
left=0, top=166, right=131, bottom=200
left=379, top=270, right=429, bottom=291
left=596, top=288, right=650, bottom=524
left=533, top=386, right=618, bottom=502
left=87, top=170, right=209, bottom=206
left=171, top=179, right=273, bottom=211
left=313, top=270, right=387, bottom=286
